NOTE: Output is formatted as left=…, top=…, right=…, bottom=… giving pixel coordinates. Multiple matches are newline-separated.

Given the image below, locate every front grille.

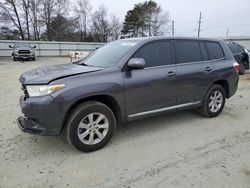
left=21, top=84, right=29, bottom=100
left=18, top=50, right=30, bottom=54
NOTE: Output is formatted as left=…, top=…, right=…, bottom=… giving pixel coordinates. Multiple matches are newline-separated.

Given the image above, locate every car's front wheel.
left=65, top=101, right=116, bottom=152
left=198, top=84, right=226, bottom=118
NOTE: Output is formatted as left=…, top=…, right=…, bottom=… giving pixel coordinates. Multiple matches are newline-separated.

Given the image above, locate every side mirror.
left=33, top=45, right=36, bottom=49
left=9, top=45, right=13, bottom=48
left=127, top=58, right=145, bottom=70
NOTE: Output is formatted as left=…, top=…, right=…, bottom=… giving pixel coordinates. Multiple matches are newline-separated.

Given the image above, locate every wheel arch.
left=212, top=79, right=229, bottom=98
left=62, top=94, right=122, bottom=132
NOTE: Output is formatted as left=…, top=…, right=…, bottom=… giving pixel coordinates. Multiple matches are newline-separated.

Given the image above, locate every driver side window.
left=134, top=41, right=172, bottom=67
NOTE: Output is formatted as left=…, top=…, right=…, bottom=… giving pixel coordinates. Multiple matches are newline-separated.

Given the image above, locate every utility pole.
left=197, top=12, right=202, bottom=38
left=172, top=20, right=175, bottom=36
left=226, top=27, right=229, bottom=37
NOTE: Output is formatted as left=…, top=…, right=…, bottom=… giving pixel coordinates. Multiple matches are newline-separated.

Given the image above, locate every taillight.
left=233, top=62, right=240, bottom=73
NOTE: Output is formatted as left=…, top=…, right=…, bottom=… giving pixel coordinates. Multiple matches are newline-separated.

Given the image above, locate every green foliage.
left=121, top=0, right=168, bottom=38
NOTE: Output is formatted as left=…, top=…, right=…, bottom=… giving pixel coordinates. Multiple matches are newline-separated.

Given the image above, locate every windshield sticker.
left=121, top=42, right=137, bottom=47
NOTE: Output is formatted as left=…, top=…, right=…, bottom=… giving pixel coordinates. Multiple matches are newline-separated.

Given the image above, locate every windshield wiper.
left=79, top=62, right=95, bottom=67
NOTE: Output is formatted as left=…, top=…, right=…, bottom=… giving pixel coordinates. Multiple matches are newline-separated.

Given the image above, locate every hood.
left=20, top=64, right=104, bottom=85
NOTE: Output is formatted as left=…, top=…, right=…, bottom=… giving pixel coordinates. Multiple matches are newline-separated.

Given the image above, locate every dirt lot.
left=0, top=57, right=250, bottom=188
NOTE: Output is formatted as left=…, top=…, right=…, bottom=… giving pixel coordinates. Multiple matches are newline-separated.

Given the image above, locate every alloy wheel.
left=208, top=90, right=223, bottom=113
left=77, top=113, right=109, bottom=145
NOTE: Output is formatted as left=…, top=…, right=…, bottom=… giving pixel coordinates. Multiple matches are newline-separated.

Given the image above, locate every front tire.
left=198, top=84, right=226, bottom=118
left=65, top=101, right=116, bottom=152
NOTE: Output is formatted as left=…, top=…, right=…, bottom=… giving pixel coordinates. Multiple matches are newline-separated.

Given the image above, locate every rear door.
left=123, top=40, right=178, bottom=117
left=174, top=40, right=212, bottom=105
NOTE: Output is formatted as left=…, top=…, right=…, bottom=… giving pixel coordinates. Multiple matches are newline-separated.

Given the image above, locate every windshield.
left=14, top=43, right=31, bottom=48
left=79, top=40, right=139, bottom=68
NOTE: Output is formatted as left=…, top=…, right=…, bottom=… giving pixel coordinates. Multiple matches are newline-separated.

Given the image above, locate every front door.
left=123, top=40, right=178, bottom=117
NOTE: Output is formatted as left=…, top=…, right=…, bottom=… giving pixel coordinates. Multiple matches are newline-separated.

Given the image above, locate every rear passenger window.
left=199, top=42, right=209, bottom=61
left=174, top=40, right=202, bottom=63
left=134, top=41, right=172, bottom=67
left=205, top=42, right=225, bottom=60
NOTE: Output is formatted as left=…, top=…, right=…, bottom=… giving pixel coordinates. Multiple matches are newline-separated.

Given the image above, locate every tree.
left=91, top=5, right=110, bottom=42
left=121, top=4, right=144, bottom=38
left=39, top=0, right=68, bottom=40
left=74, top=0, right=92, bottom=42
left=21, top=0, right=31, bottom=39
left=0, top=0, right=44, bottom=40
left=121, top=0, right=169, bottom=38
left=0, top=0, right=124, bottom=42
left=0, top=26, right=20, bottom=40
left=151, top=11, right=169, bottom=36
left=49, top=14, right=77, bottom=41
left=0, top=0, right=25, bottom=40
left=109, top=15, right=122, bottom=41
left=29, top=0, right=43, bottom=40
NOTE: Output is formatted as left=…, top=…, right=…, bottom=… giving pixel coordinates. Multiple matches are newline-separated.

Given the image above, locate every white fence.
left=0, top=40, right=105, bottom=57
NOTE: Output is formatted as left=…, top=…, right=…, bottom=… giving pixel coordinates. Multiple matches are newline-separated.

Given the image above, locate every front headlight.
left=14, top=49, right=19, bottom=53
left=26, top=84, right=66, bottom=97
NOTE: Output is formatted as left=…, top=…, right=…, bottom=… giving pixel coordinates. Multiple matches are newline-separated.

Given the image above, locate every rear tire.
left=65, top=101, right=116, bottom=152
left=198, top=84, right=226, bottom=118
left=239, top=63, right=245, bottom=75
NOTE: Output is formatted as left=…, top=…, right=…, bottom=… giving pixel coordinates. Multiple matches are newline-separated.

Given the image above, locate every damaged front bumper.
left=17, top=116, right=45, bottom=135
left=17, top=95, right=65, bottom=136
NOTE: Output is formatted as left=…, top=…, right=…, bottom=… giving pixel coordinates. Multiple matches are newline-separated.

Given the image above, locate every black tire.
left=198, top=84, right=226, bottom=118
left=239, top=63, right=245, bottom=75
left=32, top=57, right=36, bottom=61
left=13, top=57, right=17, bottom=61
left=65, top=101, right=116, bottom=152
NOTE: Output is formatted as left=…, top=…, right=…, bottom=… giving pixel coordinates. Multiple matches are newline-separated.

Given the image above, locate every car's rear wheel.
left=65, top=101, right=116, bottom=152
left=239, top=63, right=245, bottom=75
left=198, top=84, right=226, bottom=118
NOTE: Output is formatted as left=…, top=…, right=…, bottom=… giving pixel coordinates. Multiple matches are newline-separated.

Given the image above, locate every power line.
left=172, top=20, right=174, bottom=36
left=226, top=27, right=229, bottom=37
left=197, top=12, right=202, bottom=38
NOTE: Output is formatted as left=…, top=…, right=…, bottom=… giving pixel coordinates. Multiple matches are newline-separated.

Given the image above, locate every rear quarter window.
left=205, top=42, right=225, bottom=60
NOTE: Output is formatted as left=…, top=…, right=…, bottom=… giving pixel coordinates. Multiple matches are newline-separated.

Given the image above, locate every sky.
left=87, top=0, right=250, bottom=37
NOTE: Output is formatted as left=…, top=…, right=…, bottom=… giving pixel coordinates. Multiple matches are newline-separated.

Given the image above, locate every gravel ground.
left=0, top=57, right=250, bottom=188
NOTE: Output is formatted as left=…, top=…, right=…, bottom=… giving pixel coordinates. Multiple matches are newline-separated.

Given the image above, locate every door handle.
left=205, top=67, right=213, bottom=72
left=168, top=71, right=177, bottom=77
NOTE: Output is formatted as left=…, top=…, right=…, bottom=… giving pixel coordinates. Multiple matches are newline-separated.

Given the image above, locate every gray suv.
left=17, top=37, right=239, bottom=152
